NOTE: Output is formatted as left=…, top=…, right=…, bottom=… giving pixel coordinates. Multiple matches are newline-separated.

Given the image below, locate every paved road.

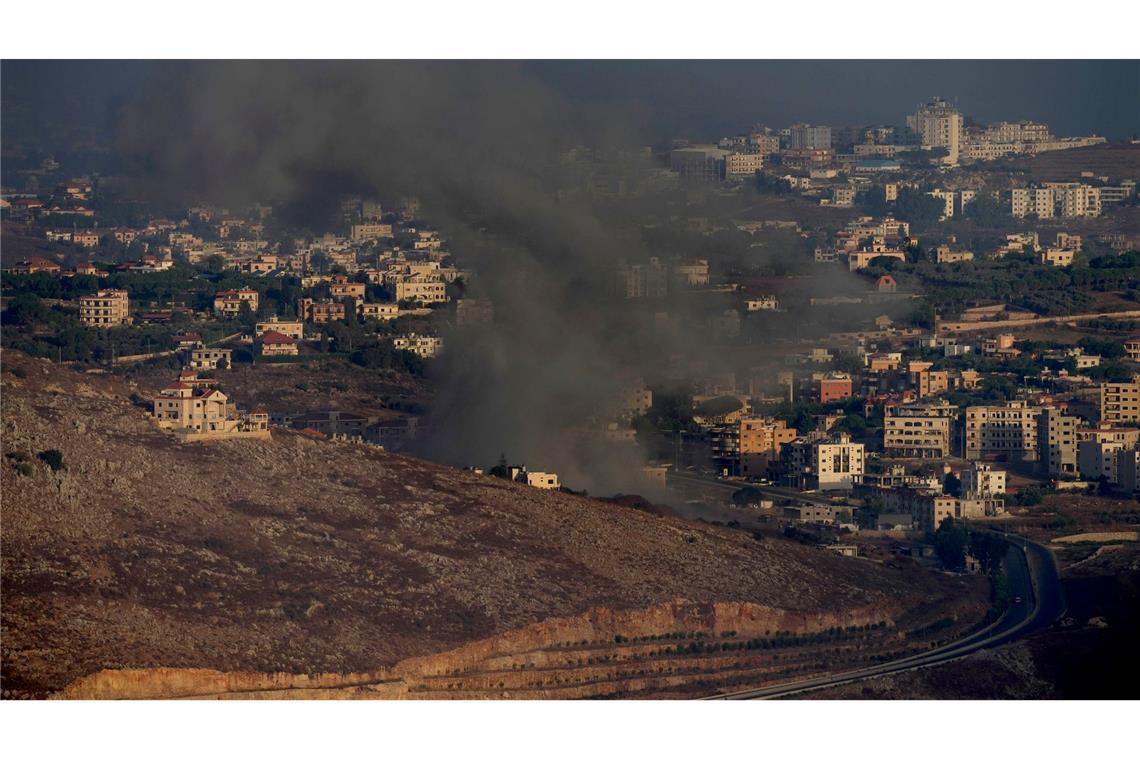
left=705, top=532, right=1066, bottom=699
left=668, top=471, right=839, bottom=506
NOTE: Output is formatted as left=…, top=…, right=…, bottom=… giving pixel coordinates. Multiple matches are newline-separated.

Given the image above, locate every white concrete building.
left=960, top=463, right=1007, bottom=498
left=908, top=98, right=963, bottom=165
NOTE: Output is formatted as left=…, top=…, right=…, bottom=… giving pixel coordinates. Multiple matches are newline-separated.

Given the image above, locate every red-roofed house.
left=876, top=274, right=897, bottom=293
left=71, top=261, right=104, bottom=277
left=152, top=374, right=269, bottom=441
left=172, top=333, right=204, bottom=350
left=10, top=257, right=61, bottom=275
left=257, top=330, right=299, bottom=357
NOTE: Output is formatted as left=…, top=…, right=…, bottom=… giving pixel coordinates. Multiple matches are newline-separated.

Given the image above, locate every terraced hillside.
left=1, top=349, right=989, bottom=699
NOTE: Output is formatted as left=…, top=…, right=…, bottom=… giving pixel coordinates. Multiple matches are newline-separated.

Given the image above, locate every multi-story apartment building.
left=981, top=121, right=1051, bottom=144
left=831, top=185, right=856, bottom=208
left=669, top=146, right=728, bottom=182
left=395, top=275, right=448, bottom=304
left=298, top=298, right=347, bottom=324
left=1045, top=183, right=1102, bottom=218
left=960, top=462, right=1007, bottom=498
left=1117, top=450, right=1140, bottom=493
left=964, top=401, right=1040, bottom=462
left=79, top=289, right=130, bottom=327
left=787, top=124, right=832, bottom=151
left=1100, top=380, right=1140, bottom=424
left=1038, top=407, right=1080, bottom=477
left=724, top=152, right=764, bottom=179
left=1010, top=187, right=1055, bottom=218
left=907, top=98, right=963, bottom=165
left=782, top=433, right=865, bottom=491
left=883, top=402, right=957, bottom=459
left=619, top=258, right=668, bottom=299
left=1078, top=438, right=1127, bottom=483
left=914, top=369, right=950, bottom=399
left=713, top=417, right=800, bottom=479
left=749, top=132, right=781, bottom=156
left=1099, top=181, right=1136, bottom=205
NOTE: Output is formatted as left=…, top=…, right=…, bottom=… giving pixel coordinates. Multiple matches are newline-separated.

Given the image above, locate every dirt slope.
left=0, top=350, right=987, bottom=697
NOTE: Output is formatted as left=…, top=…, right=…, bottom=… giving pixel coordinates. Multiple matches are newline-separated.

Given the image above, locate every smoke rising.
left=119, top=62, right=898, bottom=496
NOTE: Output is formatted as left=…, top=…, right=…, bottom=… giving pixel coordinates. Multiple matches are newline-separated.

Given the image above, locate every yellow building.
left=79, top=289, right=130, bottom=327
left=393, top=334, right=443, bottom=358
left=964, top=401, right=1040, bottom=462
left=188, top=347, right=232, bottom=370
left=358, top=302, right=400, bottom=321
left=395, top=275, right=448, bottom=304
left=152, top=376, right=269, bottom=441
left=1100, top=380, right=1140, bottom=424
left=884, top=403, right=956, bottom=459
left=1039, top=248, right=1074, bottom=267
left=255, top=316, right=304, bottom=340
left=213, top=288, right=259, bottom=316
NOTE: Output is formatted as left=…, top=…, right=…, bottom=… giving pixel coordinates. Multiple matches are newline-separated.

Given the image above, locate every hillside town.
left=4, top=95, right=1139, bottom=533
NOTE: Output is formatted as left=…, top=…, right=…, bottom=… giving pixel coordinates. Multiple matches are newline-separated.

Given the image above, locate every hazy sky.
left=2, top=60, right=1138, bottom=151
left=527, top=60, right=1140, bottom=140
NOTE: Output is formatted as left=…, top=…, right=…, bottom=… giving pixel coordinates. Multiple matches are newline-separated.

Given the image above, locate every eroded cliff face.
left=56, top=597, right=979, bottom=700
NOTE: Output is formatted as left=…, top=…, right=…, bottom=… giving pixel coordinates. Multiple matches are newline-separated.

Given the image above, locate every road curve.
left=704, top=532, right=1066, bottom=699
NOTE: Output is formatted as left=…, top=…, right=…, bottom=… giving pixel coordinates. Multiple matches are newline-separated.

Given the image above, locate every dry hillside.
left=1, top=350, right=988, bottom=698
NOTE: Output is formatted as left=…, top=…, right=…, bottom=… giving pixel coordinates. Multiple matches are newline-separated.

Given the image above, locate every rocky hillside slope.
left=1, top=350, right=988, bottom=698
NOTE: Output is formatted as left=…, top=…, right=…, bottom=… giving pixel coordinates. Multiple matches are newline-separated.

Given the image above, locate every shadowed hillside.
left=1, top=350, right=989, bottom=698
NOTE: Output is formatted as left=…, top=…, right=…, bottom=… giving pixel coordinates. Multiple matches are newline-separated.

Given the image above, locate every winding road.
left=704, top=531, right=1066, bottom=699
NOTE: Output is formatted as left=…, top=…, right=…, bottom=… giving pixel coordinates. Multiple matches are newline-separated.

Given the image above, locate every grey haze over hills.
left=2, top=60, right=1138, bottom=156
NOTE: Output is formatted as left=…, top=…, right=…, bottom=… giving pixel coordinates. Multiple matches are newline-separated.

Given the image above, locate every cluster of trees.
left=348, top=343, right=425, bottom=376
left=864, top=250, right=1140, bottom=317
left=960, top=192, right=1009, bottom=228
left=933, top=517, right=1011, bottom=575
left=859, top=187, right=946, bottom=230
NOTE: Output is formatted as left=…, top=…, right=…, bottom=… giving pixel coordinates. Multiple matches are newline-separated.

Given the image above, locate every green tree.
left=893, top=187, right=946, bottom=230
left=933, top=516, right=968, bottom=570
left=968, top=532, right=1007, bottom=577
left=962, top=192, right=1007, bottom=227
left=943, top=472, right=962, bottom=497
left=489, top=453, right=509, bottom=479
left=4, top=293, right=48, bottom=326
